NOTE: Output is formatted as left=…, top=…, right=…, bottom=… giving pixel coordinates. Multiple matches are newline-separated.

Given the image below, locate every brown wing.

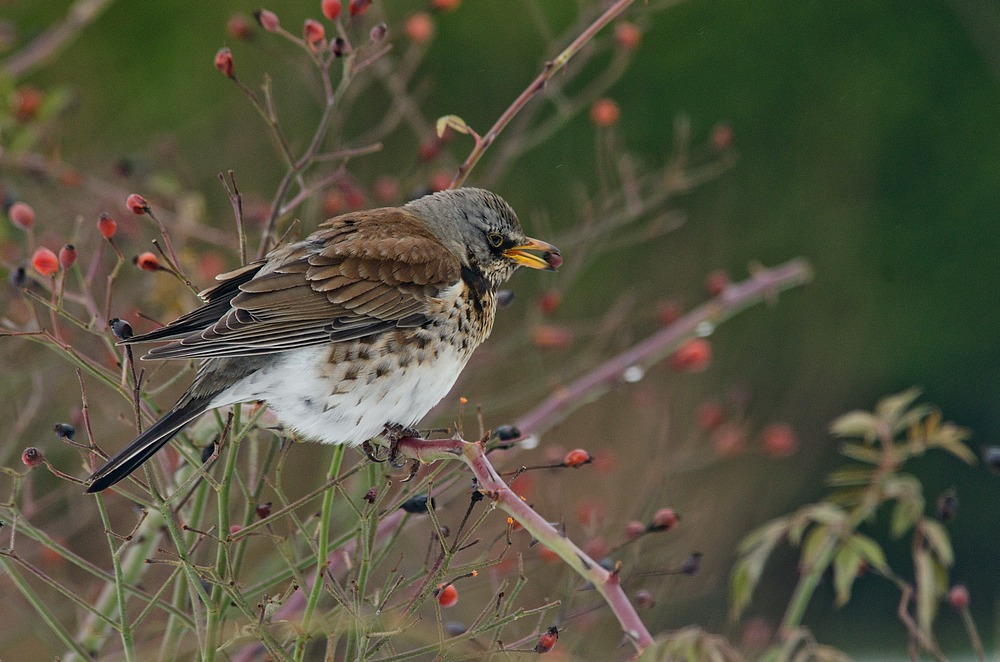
left=140, top=210, right=461, bottom=360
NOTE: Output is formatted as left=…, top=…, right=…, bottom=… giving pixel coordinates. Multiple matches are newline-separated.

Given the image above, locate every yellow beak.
left=503, top=237, right=562, bottom=271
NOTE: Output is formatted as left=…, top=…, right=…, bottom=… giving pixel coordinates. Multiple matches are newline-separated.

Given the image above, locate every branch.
left=396, top=436, right=654, bottom=651
left=513, top=258, right=814, bottom=438
left=450, top=0, right=636, bottom=188
left=2, top=0, right=116, bottom=79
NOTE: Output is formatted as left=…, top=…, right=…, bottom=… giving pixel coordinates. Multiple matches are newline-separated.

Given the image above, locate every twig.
left=513, top=258, right=814, bottom=438
left=2, top=0, right=115, bottom=78
left=450, top=0, right=636, bottom=188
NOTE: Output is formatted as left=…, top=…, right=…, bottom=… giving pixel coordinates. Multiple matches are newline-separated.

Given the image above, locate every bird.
left=86, top=187, right=560, bottom=493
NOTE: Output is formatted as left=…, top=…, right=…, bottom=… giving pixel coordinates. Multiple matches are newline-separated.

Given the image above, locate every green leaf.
left=736, top=517, right=789, bottom=555
left=848, top=532, right=888, bottom=573
left=829, top=410, right=879, bottom=440
left=876, top=387, right=922, bottom=428
left=921, top=519, right=954, bottom=567
left=731, top=518, right=789, bottom=619
left=914, top=548, right=938, bottom=638
left=890, top=498, right=923, bottom=538
left=832, top=545, right=863, bottom=606
left=800, top=525, right=832, bottom=573
left=839, top=442, right=882, bottom=464
left=803, top=503, right=848, bottom=527
left=825, top=466, right=875, bottom=487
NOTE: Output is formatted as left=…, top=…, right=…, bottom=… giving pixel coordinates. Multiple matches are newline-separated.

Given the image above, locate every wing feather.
left=140, top=209, right=460, bottom=360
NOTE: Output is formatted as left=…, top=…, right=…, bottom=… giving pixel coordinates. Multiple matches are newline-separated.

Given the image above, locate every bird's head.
left=405, top=187, right=561, bottom=289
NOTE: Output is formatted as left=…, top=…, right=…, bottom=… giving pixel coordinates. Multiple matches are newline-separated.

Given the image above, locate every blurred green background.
left=2, top=0, right=999, bottom=658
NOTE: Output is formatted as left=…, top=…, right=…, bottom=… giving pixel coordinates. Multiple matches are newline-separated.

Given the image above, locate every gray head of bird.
left=404, top=187, right=561, bottom=290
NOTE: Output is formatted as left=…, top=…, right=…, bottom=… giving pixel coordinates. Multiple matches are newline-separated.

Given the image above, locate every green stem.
left=781, top=532, right=839, bottom=632
left=204, top=406, right=243, bottom=661
left=94, top=496, right=136, bottom=662
left=0, top=555, right=93, bottom=659
left=159, top=475, right=211, bottom=662
left=293, top=445, right=345, bottom=662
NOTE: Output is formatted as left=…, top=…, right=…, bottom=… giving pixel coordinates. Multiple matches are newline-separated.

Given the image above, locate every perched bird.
left=86, top=188, right=560, bottom=493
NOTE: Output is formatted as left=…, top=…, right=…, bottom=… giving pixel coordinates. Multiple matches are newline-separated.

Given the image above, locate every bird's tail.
left=86, top=396, right=211, bottom=493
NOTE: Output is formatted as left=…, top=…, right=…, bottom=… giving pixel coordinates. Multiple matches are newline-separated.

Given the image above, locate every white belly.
left=210, top=341, right=470, bottom=445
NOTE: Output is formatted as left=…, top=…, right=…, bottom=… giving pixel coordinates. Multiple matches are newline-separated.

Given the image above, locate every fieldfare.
left=86, top=187, right=560, bottom=492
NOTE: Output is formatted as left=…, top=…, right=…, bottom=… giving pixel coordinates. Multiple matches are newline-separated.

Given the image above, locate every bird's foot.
left=361, top=440, right=387, bottom=463
left=383, top=423, right=421, bottom=469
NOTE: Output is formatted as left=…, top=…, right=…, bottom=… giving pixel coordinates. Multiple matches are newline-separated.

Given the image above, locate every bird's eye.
left=487, top=232, right=504, bottom=248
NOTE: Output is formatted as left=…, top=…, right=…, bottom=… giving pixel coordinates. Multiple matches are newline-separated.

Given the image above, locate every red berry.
left=584, top=537, right=609, bottom=559
left=711, top=123, right=734, bottom=151
left=576, top=499, right=607, bottom=527
left=948, top=584, right=970, bottom=610
left=429, top=171, right=452, bottom=193
left=229, top=524, right=243, bottom=534
left=255, top=9, right=280, bottom=32
left=761, top=423, right=797, bottom=457
left=303, top=19, right=325, bottom=47
left=31, top=247, right=59, bottom=276
left=214, top=47, right=235, bottom=78
left=634, top=589, right=655, bottom=608
left=9, top=202, right=35, bottom=230
left=670, top=338, right=712, bottom=372
left=436, top=583, right=459, bottom=608
left=255, top=502, right=273, bottom=519
left=226, top=14, right=253, bottom=40
left=13, top=86, right=43, bottom=122
left=590, top=98, right=621, bottom=128
left=651, top=507, right=678, bottom=531
left=537, top=290, right=562, bottom=314
left=418, top=140, right=441, bottom=162
left=126, top=193, right=149, bottom=215
left=349, top=0, right=372, bottom=17
left=562, top=448, right=592, bottom=468
left=405, top=12, right=434, bottom=43
left=712, top=422, right=746, bottom=457
left=705, top=269, right=729, bottom=296
left=344, top=187, right=365, bottom=210
left=21, top=447, right=44, bottom=467
left=657, top=300, right=683, bottom=325
left=374, top=176, right=399, bottom=203
left=97, top=213, right=117, bottom=239
left=323, top=190, right=345, bottom=216
left=536, top=545, right=559, bottom=562
left=531, top=325, right=573, bottom=350
left=431, top=0, right=461, bottom=11
left=614, top=22, right=641, bottom=50
left=134, top=252, right=160, bottom=272
left=624, top=520, right=647, bottom=541
left=696, top=400, right=726, bottom=431
left=533, top=626, right=559, bottom=654
left=321, top=0, right=342, bottom=20
left=58, top=244, right=77, bottom=270
left=370, top=22, right=387, bottom=42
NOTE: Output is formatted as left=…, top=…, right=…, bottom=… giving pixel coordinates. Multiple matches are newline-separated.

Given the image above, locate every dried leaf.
left=436, top=114, right=471, bottom=138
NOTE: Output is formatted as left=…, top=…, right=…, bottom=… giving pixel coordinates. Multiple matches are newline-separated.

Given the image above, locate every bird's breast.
left=213, top=280, right=496, bottom=446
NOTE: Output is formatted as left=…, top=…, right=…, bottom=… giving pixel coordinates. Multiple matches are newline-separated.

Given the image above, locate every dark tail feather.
left=86, top=397, right=211, bottom=493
